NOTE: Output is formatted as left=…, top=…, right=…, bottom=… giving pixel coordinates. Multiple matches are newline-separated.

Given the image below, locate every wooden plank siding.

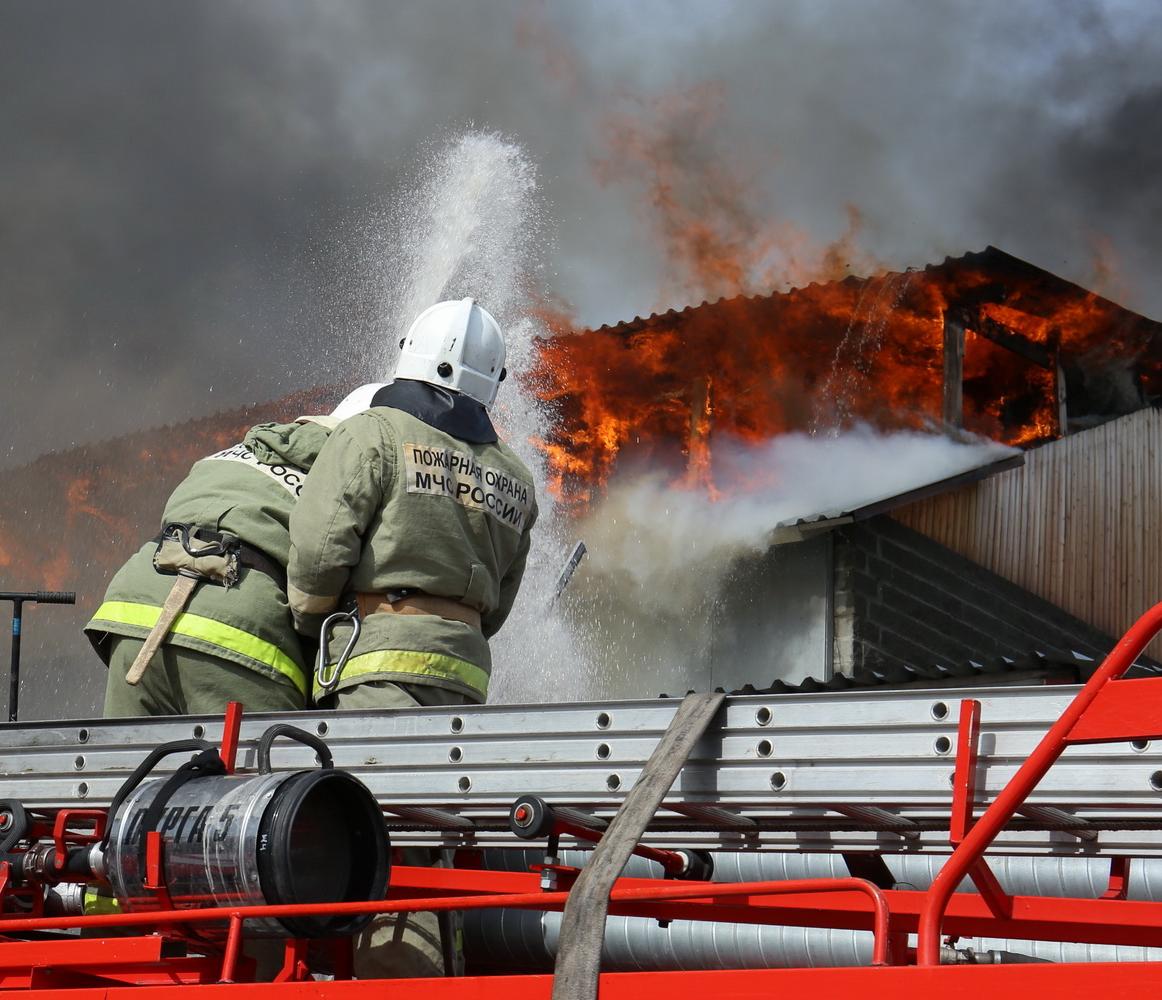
left=892, top=408, right=1162, bottom=660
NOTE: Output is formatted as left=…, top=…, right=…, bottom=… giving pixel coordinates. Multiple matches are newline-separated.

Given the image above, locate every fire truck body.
left=0, top=604, right=1158, bottom=995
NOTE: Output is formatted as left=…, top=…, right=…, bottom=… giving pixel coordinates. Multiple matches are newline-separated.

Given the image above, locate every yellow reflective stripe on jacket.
left=323, top=649, right=488, bottom=699
left=90, top=601, right=306, bottom=695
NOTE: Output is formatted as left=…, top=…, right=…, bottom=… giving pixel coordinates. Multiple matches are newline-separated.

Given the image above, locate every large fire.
left=0, top=251, right=1158, bottom=717
left=503, top=42, right=1162, bottom=510
left=530, top=247, right=1162, bottom=509
left=0, top=387, right=335, bottom=605
left=4, top=253, right=1159, bottom=599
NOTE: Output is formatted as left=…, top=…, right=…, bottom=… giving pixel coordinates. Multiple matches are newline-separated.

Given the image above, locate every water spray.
left=375, top=129, right=592, bottom=701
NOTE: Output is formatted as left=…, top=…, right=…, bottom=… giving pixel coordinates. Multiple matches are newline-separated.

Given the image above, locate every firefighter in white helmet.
left=288, top=299, right=537, bottom=710
left=287, top=300, right=538, bottom=976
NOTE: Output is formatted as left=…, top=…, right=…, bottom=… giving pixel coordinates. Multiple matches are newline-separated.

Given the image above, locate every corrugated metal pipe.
left=464, top=851, right=1162, bottom=971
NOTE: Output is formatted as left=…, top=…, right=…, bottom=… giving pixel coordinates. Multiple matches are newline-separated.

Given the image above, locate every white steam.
left=373, top=132, right=1020, bottom=703
left=566, top=427, right=1017, bottom=697
left=587, top=426, right=1014, bottom=580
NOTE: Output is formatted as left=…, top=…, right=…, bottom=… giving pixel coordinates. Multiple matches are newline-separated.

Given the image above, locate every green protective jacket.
left=287, top=405, right=538, bottom=704
left=85, top=418, right=337, bottom=698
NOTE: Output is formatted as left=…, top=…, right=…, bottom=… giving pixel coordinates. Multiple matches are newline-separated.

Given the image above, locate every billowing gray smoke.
left=3, top=0, right=1162, bottom=467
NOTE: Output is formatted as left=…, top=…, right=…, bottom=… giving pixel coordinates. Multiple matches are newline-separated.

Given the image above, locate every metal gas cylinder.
left=102, top=726, right=389, bottom=938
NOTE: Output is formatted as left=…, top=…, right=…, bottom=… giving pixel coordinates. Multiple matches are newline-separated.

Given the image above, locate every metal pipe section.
left=465, top=903, right=1162, bottom=972
left=467, top=910, right=1162, bottom=970
left=716, top=851, right=1162, bottom=901
left=466, top=849, right=1162, bottom=971
left=482, top=848, right=1162, bottom=901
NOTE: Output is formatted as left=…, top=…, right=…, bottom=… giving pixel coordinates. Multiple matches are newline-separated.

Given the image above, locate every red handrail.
left=0, top=877, right=895, bottom=968
left=916, top=601, right=1162, bottom=964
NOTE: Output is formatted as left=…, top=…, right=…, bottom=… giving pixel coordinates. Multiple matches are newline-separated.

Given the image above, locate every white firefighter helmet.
left=394, top=298, right=507, bottom=408
left=330, top=382, right=388, bottom=421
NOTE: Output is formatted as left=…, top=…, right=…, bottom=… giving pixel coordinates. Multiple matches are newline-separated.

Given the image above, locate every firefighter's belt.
left=128, top=525, right=276, bottom=687
left=355, top=591, right=482, bottom=631
left=151, top=527, right=284, bottom=587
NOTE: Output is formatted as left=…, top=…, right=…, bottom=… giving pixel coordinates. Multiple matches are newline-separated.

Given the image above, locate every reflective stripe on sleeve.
left=320, top=649, right=489, bottom=700
left=89, top=601, right=306, bottom=695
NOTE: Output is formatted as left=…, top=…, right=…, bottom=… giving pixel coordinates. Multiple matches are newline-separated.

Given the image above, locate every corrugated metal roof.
left=768, top=450, right=1025, bottom=544
left=585, top=246, right=1162, bottom=339
left=659, top=650, right=1117, bottom=699
left=664, top=649, right=1161, bottom=698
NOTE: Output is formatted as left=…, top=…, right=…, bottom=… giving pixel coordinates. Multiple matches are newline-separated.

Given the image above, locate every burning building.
left=534, top=246, right=1162, bottom=697
left=0, top=247, right=1159, bottom=718
left=533, top=246, right=1161, bottom=508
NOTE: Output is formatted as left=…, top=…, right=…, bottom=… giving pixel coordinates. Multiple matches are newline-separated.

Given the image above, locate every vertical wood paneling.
left=893, top=409, right=1162, bottom=659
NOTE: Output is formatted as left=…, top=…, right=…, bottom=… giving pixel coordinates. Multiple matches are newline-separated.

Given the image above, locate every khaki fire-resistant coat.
left=85, top=418, right=335, bottom=698
left=287, top=403, right=537, bottom=703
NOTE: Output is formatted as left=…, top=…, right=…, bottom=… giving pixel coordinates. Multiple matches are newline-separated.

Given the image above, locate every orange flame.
left=0, top=386, right=338, bottom=604
left=512, top=8, right=1158, bottom=514
left=532, top=251, right=1161, bottom=511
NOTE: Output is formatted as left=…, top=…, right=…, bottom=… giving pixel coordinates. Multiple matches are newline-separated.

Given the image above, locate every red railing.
left=0, top=873, right=894, bottom=982
left=917, top=600, right=1162, bottom=963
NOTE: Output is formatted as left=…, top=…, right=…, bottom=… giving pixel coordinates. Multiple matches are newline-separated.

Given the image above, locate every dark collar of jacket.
left=370, top=380, right=498, bottom=444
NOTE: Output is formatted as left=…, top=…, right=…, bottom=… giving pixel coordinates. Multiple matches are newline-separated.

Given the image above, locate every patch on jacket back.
left=201, top=443, right=307, bottom=497
left=404, top=442, right=533, bottom=532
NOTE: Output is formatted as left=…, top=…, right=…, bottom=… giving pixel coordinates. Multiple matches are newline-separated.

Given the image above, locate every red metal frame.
left=1104, top=856, right=1132, bottom=900
left=220, top=700, right=244, bottom=774
left=51, top=809, right=105, bottom=871
left=0, top=605, right=1160, bottom=992
left=3, top=963, right=1162, bottom=998
left=949, top=698, right=981, bottom=846
left=537, top=810, right=693, bottom=878
left=916, top=600, right=1162, bottom=963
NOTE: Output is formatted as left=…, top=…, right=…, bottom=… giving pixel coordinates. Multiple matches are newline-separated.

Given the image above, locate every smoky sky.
left=3, top=0, right=1162, bottom=467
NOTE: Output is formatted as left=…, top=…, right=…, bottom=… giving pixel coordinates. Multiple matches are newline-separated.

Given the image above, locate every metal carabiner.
left=315, top=609, right=361, bottom=696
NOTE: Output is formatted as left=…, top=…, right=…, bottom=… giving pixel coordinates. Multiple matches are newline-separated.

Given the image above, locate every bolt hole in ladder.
left=548, top=691, right=896, bottom=999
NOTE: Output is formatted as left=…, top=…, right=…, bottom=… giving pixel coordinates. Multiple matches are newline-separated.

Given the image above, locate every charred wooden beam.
left=945, top=302, right=1071, bottom=436
left=687, top=376, right=712, bottom=479
left=971, top=314, right=1056, bottom=370
left=942, top=312, right=965, bottom=429
left=1055, top=359, right=1069, bottom=436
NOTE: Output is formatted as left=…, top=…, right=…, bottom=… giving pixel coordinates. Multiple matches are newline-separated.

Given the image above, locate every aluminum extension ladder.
left=1, top=682, right=1161, bottom=855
